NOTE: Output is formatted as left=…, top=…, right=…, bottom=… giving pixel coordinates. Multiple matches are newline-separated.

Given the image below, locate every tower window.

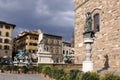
left=94, top=13, right=100, bottom=32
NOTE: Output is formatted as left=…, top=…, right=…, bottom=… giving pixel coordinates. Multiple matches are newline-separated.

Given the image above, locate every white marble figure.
left=38, top=29, right=43, bottom=43
left=37, top=29, right=54, bottom=64
left=37, top=29, right=44, bottom=53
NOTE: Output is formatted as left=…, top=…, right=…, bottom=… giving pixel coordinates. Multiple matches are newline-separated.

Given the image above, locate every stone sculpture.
left=83, top=12, right=94, bottom=38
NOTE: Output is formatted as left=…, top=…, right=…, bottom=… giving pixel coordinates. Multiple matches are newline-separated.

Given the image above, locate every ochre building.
left=74, top=0, right=120, bottom=70
left=0, top=21, right=16, bottom=62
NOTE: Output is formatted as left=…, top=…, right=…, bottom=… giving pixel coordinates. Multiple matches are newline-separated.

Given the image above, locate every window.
left=29, top=42, right=37, bottom=46
left=4, top=39, right=9, bottom=43
left=0, top=31, right=1, bottom=36
left=4, top=45, right=9, bottom=50
left=94, top=13, right=100, bottom=32
left=5, top=25, right=10, bottom=29
left=6, top=32, right=9, bottom=37
left=0, top=38, right=2, bottom=43
left=0, top=45, right=2, bottom=49
left=0, top=24, right=3, bottom=28
left=63, top=50, right=65, bottom=54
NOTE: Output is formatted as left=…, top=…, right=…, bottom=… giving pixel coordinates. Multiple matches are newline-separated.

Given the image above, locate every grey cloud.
left=0, top=0, right=74, bottom=41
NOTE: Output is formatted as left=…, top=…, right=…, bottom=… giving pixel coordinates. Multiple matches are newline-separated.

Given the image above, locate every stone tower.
left=74, top=0, right=120, bottom=70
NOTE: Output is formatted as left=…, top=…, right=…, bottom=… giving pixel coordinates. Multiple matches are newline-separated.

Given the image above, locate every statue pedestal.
left=82, top=61, right=93, bottom=72
left=37, top=52, right=53, bottom=64
left=82, top=38, right=94, bottom=72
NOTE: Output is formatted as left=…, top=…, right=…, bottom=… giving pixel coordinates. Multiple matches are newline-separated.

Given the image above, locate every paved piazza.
left=0, top=73, right=47, bottom=80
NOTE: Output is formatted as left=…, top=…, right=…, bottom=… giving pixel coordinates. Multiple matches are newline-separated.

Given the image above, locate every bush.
left=28, top=65, right=35, bottom=71
left=60, top=69, right=70, bottom=80
left=37, top=65, right=43, bottom=73
left=12, top=66, right=19, bottom=71
left=69, top=69, right=80, bottom=80
left=101, top=73, right=120, bottom=80
left=52, top=68, right=65, bottom=79
left=2, top=65, right=10, bottom=71
left=81, top=72, right=100, bottom=80
left=21, top=66, right=28, bottom=73
left=42, top=66, right=52, bottom=76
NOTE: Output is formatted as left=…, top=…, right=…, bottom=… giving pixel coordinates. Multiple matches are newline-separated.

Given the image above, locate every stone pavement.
left=0, top=73, right=47, bottom=80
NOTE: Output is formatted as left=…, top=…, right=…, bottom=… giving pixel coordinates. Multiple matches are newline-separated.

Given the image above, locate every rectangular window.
left=94, top=14, right=100, bottom=32
left=0, top=38, right=2, bottom=43
left=4, top=45, right=9, bottom=50
left=5, top=25, right=10, bottom=29
left=0, top=31, right=1, bottom=36
left=0, top=45, right=2, bottom=49
left=0, top=24, right=3, bottom=28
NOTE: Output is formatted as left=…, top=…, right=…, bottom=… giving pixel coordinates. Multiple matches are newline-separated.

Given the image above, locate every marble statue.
left=37, top=29, right=44, bottom=53
left=38, top=29, right=43, bottom=43
left=37, top=29, right=54, bottom=64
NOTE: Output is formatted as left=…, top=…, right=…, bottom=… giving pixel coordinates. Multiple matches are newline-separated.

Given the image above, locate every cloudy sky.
left=0, top=0, right=74, bottom=41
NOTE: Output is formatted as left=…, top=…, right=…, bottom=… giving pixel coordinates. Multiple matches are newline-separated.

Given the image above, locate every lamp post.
left=82, top=12, right=94, bottom=72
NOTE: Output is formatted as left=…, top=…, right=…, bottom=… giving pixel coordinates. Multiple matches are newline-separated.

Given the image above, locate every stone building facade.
left=13, top=31, right=63, bottom=63
left=74, top=0, right=120, bottom=70
left=0, top=21, right=16, bottom=62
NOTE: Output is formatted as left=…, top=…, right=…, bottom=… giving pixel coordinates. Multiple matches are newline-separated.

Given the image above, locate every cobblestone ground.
left=0, top=73, right=47, bottom=80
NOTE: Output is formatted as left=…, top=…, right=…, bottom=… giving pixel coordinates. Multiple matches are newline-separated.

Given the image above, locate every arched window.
left=4, top=39, right=9, bottom=43
left=6, top=32, right=9, bottom=37
left=94, top=13, right=100, bottom=32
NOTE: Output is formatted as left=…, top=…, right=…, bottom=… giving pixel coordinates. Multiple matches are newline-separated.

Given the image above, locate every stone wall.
left=74, top=0, right=120, bottom=70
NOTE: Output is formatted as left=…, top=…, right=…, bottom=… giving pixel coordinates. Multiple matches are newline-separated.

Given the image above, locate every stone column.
left=82, top=38, right=94, bottom=72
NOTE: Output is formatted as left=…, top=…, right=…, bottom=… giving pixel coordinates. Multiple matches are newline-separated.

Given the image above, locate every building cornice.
left=0, top=21, right=16, bottom=29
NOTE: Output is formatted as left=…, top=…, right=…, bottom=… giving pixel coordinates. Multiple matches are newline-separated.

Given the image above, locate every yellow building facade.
left=0, top=21, right=16, bottom=62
